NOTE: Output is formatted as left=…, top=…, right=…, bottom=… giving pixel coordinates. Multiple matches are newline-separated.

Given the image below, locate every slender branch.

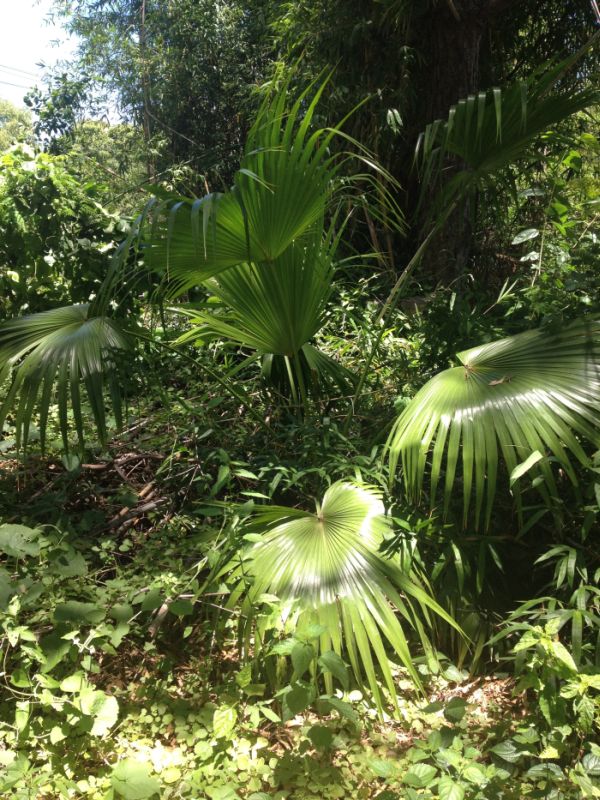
left=343, top=201, right=458, bottom=434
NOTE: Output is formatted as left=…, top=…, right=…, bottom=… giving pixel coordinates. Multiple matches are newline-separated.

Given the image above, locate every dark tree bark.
left=411, top=0, right=521, bottom=281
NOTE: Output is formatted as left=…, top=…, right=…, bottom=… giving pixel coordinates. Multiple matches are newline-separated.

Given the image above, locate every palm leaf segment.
left=225, top=482, right=459, bottom=713
left=417, top=56, right=600, bottom=216
left=146, top=80, right=352, bottom=394
left=388, top=319, right=600, bottom=530
left=0, top=305, right=132, bottom=452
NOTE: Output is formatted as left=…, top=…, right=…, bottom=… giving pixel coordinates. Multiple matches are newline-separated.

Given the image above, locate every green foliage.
left=0, top=145, right=123, bottom=317
left=388, top=318, right=600, bottom=529
left=416, top=55, right=600, bottom=220
left=1, top=6, right=600, bottom=798
left=0, top=304, right=133, bottom=452
left=218, top=482, right=460, bottom=714
left=0, top=100, right=32, bottom=152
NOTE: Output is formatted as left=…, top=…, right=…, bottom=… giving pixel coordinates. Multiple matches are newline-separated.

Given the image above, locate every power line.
left=0, top=79, right=31, bottom=90
left=0, top=64, right=38, bottom=78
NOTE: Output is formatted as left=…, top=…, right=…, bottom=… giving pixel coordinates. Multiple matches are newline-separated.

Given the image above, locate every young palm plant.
left=216, top=481, right=460, bottom=715
left=143, top=78, right=393, bottom=406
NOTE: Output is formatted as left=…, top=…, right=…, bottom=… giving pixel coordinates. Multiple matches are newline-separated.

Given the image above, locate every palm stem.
left=343, top=202, right=457, bottom=433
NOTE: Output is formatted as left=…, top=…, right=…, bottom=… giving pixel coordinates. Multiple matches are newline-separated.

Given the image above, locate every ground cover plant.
left=1, top=2, right=600, bottom=798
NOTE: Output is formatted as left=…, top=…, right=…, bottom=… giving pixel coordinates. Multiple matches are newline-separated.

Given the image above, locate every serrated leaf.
left=285, top=685, right=311, bottom=716
left=526, top=762, right=563, bottom=778
left=370, top=758, right=396, bottom=778
left=583, top=753, right=600, bottom=776
left=443, top=696, right=467, bottom=722
left=491, top=740, right=523, bottom=763
left=307, top=725, right=334, bottom=749
left=323, top=695, right=358, bottom=722
left=462, top=764, right=487, bottom=785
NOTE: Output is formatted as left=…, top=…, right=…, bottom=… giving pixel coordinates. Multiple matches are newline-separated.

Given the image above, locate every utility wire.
left=0, top=64, right=38, bottom=78
left=0, top=79, right=31, bottom=90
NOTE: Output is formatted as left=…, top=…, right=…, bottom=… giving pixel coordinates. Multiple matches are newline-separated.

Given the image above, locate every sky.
left=0, top=0, right=77, bottom=107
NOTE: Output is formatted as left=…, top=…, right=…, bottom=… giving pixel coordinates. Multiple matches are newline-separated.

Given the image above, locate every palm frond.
left=224, top=482, right=460, bottom=714
left=176, top=234, right=334, bottom=356
left=0, top=305, right=132, bottom=452
left=416, top=57, right=600, bottom=215
left=387, top=319, right=600, bottom=530
left=144, top=77, right=340, bottom=295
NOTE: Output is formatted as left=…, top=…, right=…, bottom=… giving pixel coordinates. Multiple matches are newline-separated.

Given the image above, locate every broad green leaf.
left=370, top=759, right=396, bottom=778
left=168, top=598, right=194, bottom=616
left=437, top=776, right=465, bottom=800
left=491, top=740, right=523, bottom=763
left=462, top=764, right=487, bottom=785
left=583, top=753, right=600, bottom=776
left=291, top=642, right=314, bottom=679
left=213, top=706, right=237, bottom=739
left=0, top=524, right=40, bottom=558
left=0, top=754, right=30, bottom=791
left=54, top=601, right=105, bottom=625
left=79, top=689, right=119, bottom=736
left=111, top=759, right=160, bottom=800
left=324, top=695, right=359, bottom=723
left=285, top=685, right=312, bottom=716
left=318, top=651, right=349, bottom=690
left=548, top=640, right=577, bottom=672
left=526, top=762, right=563, bottom=778
left=307, top=725, right=334, bottom=749
left=443, top=697, right=467, bottom=722
left=403, top=763, right=437, bottom=787
left=14, top=700, right=30, bottom=732
left=60, top=672, right=90, bottom=693
left=50, top=725, right=66, bottom=744
left=110, top=603, right=134, bottom=623
left=51, top=551, right=87, bottom=577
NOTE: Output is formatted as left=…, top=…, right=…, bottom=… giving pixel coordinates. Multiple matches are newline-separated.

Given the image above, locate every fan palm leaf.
left=145, top=77, right=341, bottom=296
left=223, top=482, right=461, bottom=714
left=416, top=56, right=600, bottom=217
left=0, top=305, right=132, bottom=452
left=387, top=319, right=600, bottom=530
left=177, top=234, right=334, bottom=356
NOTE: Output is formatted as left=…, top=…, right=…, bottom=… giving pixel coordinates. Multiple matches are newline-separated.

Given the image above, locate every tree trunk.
left=411, top=0, right=519, bottom=281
